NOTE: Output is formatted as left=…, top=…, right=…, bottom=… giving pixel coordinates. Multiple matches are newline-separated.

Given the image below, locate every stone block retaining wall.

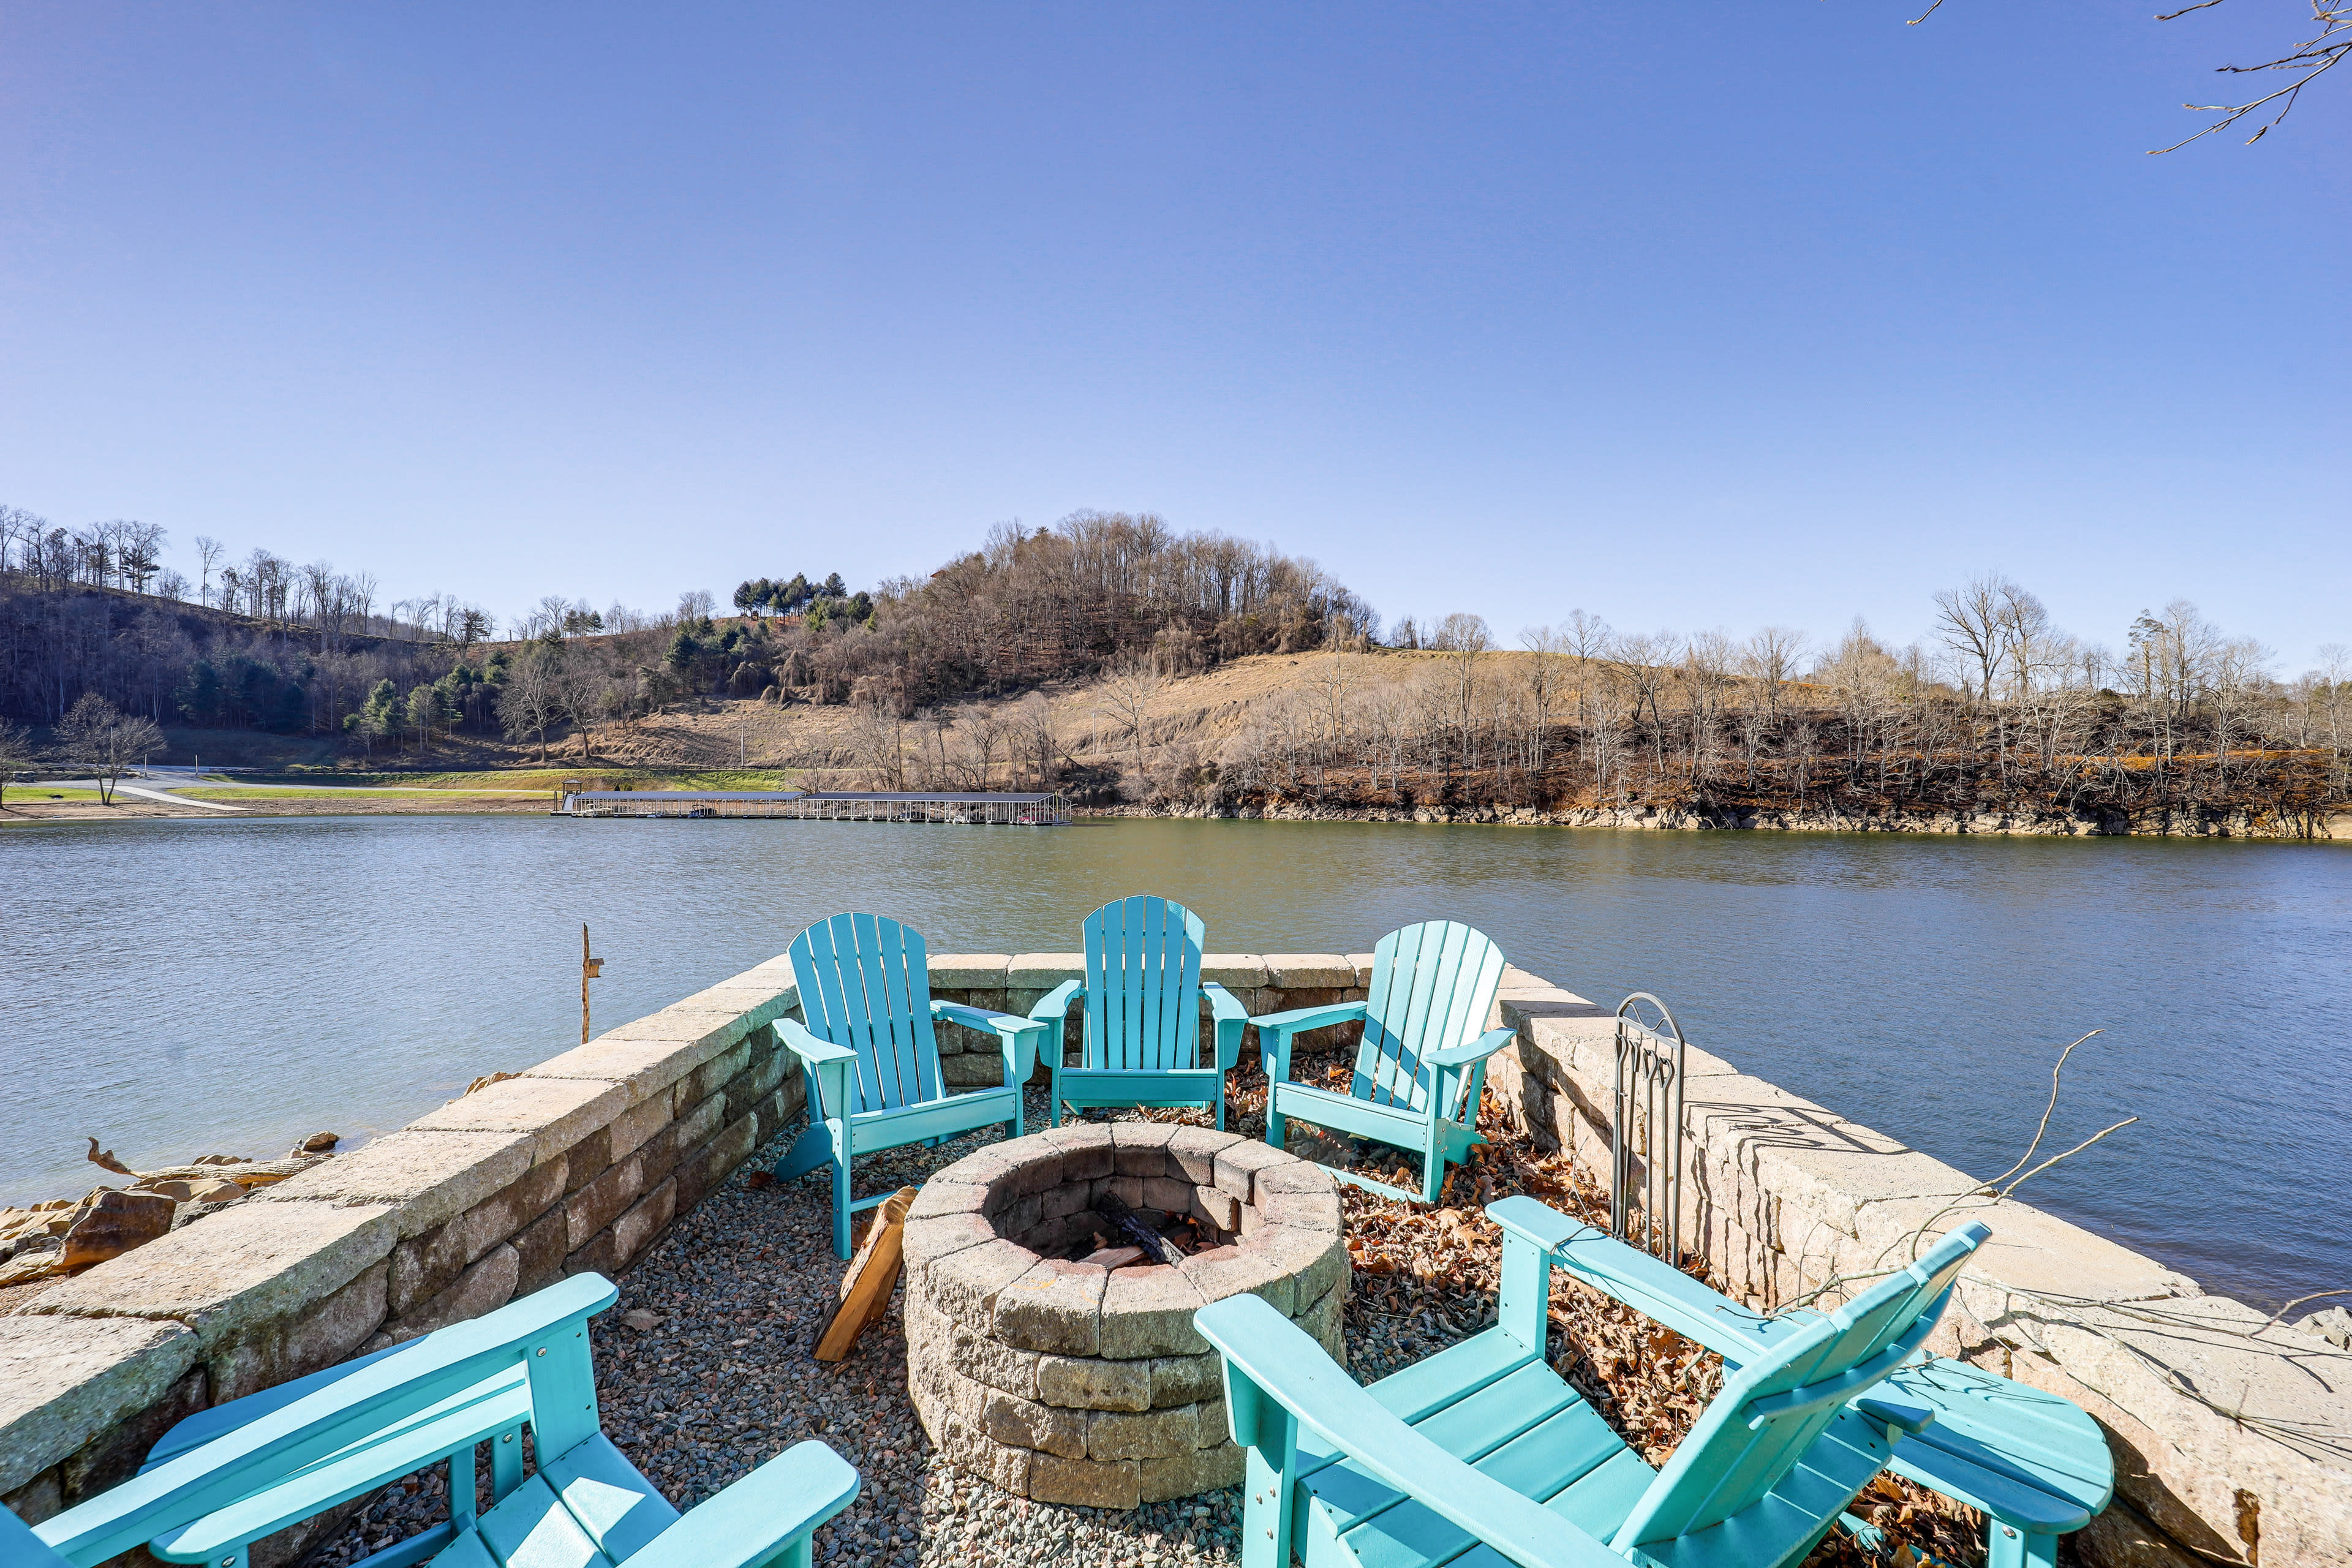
left=924, top=952, right=1374, bottom=1086
left=0, top=952, right=1371, bottom=1547
left=1484, top=972, right=2352, bottom=1568
left=13, top=946, right=2337, bottom=1566
left=0, top=954, right=809, bottom=1559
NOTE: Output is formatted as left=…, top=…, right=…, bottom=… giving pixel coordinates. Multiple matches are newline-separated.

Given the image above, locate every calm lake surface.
left=4, top=815, right=2345, bottom=1309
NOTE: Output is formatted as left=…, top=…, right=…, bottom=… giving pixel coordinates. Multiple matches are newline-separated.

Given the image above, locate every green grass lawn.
left=255, top=767, right=804, bottom=791
left=173, top=786, right=519, bottom=800
left=5, top=786, right=105, bottom=802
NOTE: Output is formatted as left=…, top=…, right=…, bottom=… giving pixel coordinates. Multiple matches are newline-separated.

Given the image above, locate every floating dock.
left=559, top=789, right=1068, bottom=825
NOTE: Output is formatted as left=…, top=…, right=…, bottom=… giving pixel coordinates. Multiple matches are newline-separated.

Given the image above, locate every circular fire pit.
left=902, top=1122, right=1348, bottom=1510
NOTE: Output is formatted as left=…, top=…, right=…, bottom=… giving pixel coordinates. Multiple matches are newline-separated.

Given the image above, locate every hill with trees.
left=3, top=503, right=2344, bottom=834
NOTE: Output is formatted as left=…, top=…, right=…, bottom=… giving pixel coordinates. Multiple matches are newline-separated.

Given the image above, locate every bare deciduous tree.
left=1908, top=1, right=2346, bottom=151
left=1933, top=575, right=2008, bottom=704
left=54, top=693, right=163, bottom=804
left=0, top=718, right=35, bottom=809
left=1741, top=627, right=1808, bottom=717
left=193, top=535, right=224, bottom=608
left=497, top=649, right=564, bottom=762
left=1092, top=657, right=1166, bottom=790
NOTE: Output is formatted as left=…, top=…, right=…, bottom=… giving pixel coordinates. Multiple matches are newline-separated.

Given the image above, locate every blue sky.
left=1, top=3, right=2343, bottom=668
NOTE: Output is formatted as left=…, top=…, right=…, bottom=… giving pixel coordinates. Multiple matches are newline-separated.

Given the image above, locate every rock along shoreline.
left=1080, top=799, right=2352, bottom=840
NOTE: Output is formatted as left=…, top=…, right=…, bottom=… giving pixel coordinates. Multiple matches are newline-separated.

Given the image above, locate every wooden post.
left=580, top=924, right=603, bottom=1043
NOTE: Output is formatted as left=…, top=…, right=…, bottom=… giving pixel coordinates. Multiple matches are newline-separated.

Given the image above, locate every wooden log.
left=1079, top=1245, right=1144, bottom=1270
left=813, top=1186, right=918, bottom=1362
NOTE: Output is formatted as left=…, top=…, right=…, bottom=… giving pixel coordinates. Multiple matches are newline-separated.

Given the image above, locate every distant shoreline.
left=10, top=788, right=2346, bottom=840
left=1079, top=799, right=2352, bottom=842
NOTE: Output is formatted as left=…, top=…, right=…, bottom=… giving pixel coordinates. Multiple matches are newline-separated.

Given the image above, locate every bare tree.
left=497, top=649, right=565, bottom=761
left=1932, top=575, right=2010, bottom=704
left=1741, top=627, right=1808, bottom=717
left=1991, top=579, right=2052, bottom=700
left=1518, top=626, right=1567, bottom=793
left=1017, top=693, right=1060, bottom=789
left=2146, top=0, right=2350, bottom=151
left=53, top=694, right=164, bottom=804
left=2315, top=644, right=2352, bottom=794
left=550, top=654, right=609, bottom=760
left=1429, top=612, right=1490, bottom=773
left=1907, top=1, right=2346, bottom=152
left=1611, top=630, right=1679, bottom=779
left=193, top=535, right=224, bottom=607
left=849, top=699, right=909, bottom=789
left=1092, top=657, right=1166, bottom=788
left=1681, top=631, right=1736, bottom=785
left=0, top=506, right=43, bottom=577
left=0, top=718, right=35, bottom=810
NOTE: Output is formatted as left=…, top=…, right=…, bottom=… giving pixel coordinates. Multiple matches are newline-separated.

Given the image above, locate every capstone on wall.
left=1483, top=973, right=2352, bottom=1568
left=0, top=952, right=1372, bottom=1564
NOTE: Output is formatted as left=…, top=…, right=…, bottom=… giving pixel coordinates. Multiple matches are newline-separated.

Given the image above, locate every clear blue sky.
left=2, top=4, right=2342, bottom=668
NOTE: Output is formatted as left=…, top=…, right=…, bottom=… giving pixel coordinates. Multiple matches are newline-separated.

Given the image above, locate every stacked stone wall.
left=0, top=956, right=807, bottom=1556
left=0, top=951, right=1374, bottom=1551
left=1482, top=971, right=2352, bottom=1568
left=15, top=946, right=2331, bottom=1564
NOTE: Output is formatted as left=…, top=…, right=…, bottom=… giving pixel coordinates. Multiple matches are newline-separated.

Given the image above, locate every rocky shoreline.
left=1083, top=799, right=2352, bottom=840
left=0, top=1134, right=342, bottom=1304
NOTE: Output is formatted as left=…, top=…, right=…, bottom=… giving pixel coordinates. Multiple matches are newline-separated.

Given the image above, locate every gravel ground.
left=307, top=1084, right=1249, bottom=1567
left=301, top=1063, right=1980, bottom=1567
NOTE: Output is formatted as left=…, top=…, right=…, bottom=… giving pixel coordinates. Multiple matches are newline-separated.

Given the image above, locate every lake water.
left=4, top=815, right=2345, bottom=1310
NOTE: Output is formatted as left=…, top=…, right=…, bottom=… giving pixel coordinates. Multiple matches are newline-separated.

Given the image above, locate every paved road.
left=19, top=772, right=247, bottom=810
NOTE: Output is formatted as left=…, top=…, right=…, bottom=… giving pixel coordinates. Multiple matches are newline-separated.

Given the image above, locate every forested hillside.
left=0, top=508, right=1371, bottom=758
left=4, top=502, right=2345, bottom=833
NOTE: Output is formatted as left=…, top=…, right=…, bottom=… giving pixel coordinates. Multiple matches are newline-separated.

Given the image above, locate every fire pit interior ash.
left=901, top=1122, right=1348, bottom=1511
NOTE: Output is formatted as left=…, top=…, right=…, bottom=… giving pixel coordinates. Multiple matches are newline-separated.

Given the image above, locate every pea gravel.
left=300, top=1067, right=1939, bottom=1567
left=306, top=1087, right=1255, bottom=1567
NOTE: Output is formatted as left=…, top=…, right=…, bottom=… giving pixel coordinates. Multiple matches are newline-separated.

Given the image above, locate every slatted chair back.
left=790, top=913, right=943, bottom=1114
left=1613, top=1221, right=1992, bottom=1550
left=32, top=1275, right=616, bottom=1567
left=1080, top=896, right=1207, bottom=1072
left=1351, top=922, right=1508, bottom=1118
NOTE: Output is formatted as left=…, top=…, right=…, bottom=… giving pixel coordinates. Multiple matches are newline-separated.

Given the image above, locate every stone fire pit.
left=902, top=1122, right=1348, bottom=1510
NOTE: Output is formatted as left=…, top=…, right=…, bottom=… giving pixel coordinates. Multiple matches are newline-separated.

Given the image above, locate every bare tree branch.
left=2150, top=1, right=2348, bottom=149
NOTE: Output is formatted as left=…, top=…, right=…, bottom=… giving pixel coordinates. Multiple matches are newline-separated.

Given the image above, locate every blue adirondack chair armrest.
left=777, top=1017, right=858, bottom=1115
left=1200, top=982, right=1248, bottom=1069
left=2, top=1506, right=70, bottom=1567
left=1195, top=1294, right=1624, bottom=1568
left=1852, top=1395, right=1937, bottom=1437
left=777, top=1017, right=857, bottom=1067
left=932, top=1000, right=1049, bottom=1082
left=1425, top=1025, right=1517, bottom=1069
left=624, top=1439, right=859, bottom=1568
left=1250, top=999, right=1368, bottom=1082
left=1025, top=979, right=1084, bottom=1025
left=1488, top=1196, right=1788, bottom=1365
left=35, top=1274, right=621, bottom=1566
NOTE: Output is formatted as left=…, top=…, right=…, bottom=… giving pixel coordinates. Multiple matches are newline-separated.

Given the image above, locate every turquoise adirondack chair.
left=1520, top=1202, right=2113, bottom=1568
left=1026, top=895, right=1248, bottom=1128
left=7, top=1273, right=857, bottom=1568
left=1256, top=922, right=1513, bottom=1203
left=773, top=912, right=1052, bottom=1257
left=1196, top=1199, right=2105, bottom=1568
